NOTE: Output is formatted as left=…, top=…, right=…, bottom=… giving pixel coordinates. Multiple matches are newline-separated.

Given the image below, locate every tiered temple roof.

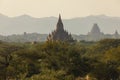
left=47, top=14, right=74, bottom=42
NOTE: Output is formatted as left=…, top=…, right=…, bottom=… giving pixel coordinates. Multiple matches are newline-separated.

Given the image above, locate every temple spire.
left=57, top=14, right=62, bottom=24
left=58, top=14, right=61, bottom=21
left=56, top=14, right=64, bottom=31
left=115, top=30, right=118, bottom=34
left=114, top=30, right=119, bottom=39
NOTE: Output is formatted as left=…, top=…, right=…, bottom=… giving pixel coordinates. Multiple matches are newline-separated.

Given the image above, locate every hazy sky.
left=0, top=0, right=120, bottom=18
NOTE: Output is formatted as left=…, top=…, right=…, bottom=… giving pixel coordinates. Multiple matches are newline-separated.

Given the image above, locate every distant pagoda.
left=88, top=23, right=102, bottom=35
left=47, top=14, right=74, bottom=42
left=87, top=23, right=104, bottom=41
left=113, top=30, right=119, bottom=39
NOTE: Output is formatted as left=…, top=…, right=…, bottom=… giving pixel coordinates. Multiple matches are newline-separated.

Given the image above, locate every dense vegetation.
left=0, top=39, right=120, bottom=80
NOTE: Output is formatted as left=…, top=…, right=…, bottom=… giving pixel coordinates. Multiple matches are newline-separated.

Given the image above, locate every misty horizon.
left=1, top=13, right=120, bottom=19
left=0, top=13, right=120, bottom=35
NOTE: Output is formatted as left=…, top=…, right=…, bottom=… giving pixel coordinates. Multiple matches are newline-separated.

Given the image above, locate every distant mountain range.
left=0, top=14, right=120, bottom=35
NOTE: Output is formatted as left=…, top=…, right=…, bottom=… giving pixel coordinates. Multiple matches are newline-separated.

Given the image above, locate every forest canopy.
left=0, top=39, right=120, bottom=80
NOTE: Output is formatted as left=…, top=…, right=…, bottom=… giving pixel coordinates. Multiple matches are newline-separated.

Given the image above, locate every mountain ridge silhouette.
left=0, top=13, right=120, bottom=35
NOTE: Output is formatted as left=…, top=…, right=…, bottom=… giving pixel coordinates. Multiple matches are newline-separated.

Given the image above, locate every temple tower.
left=47, top=14, right=74, bottom=42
